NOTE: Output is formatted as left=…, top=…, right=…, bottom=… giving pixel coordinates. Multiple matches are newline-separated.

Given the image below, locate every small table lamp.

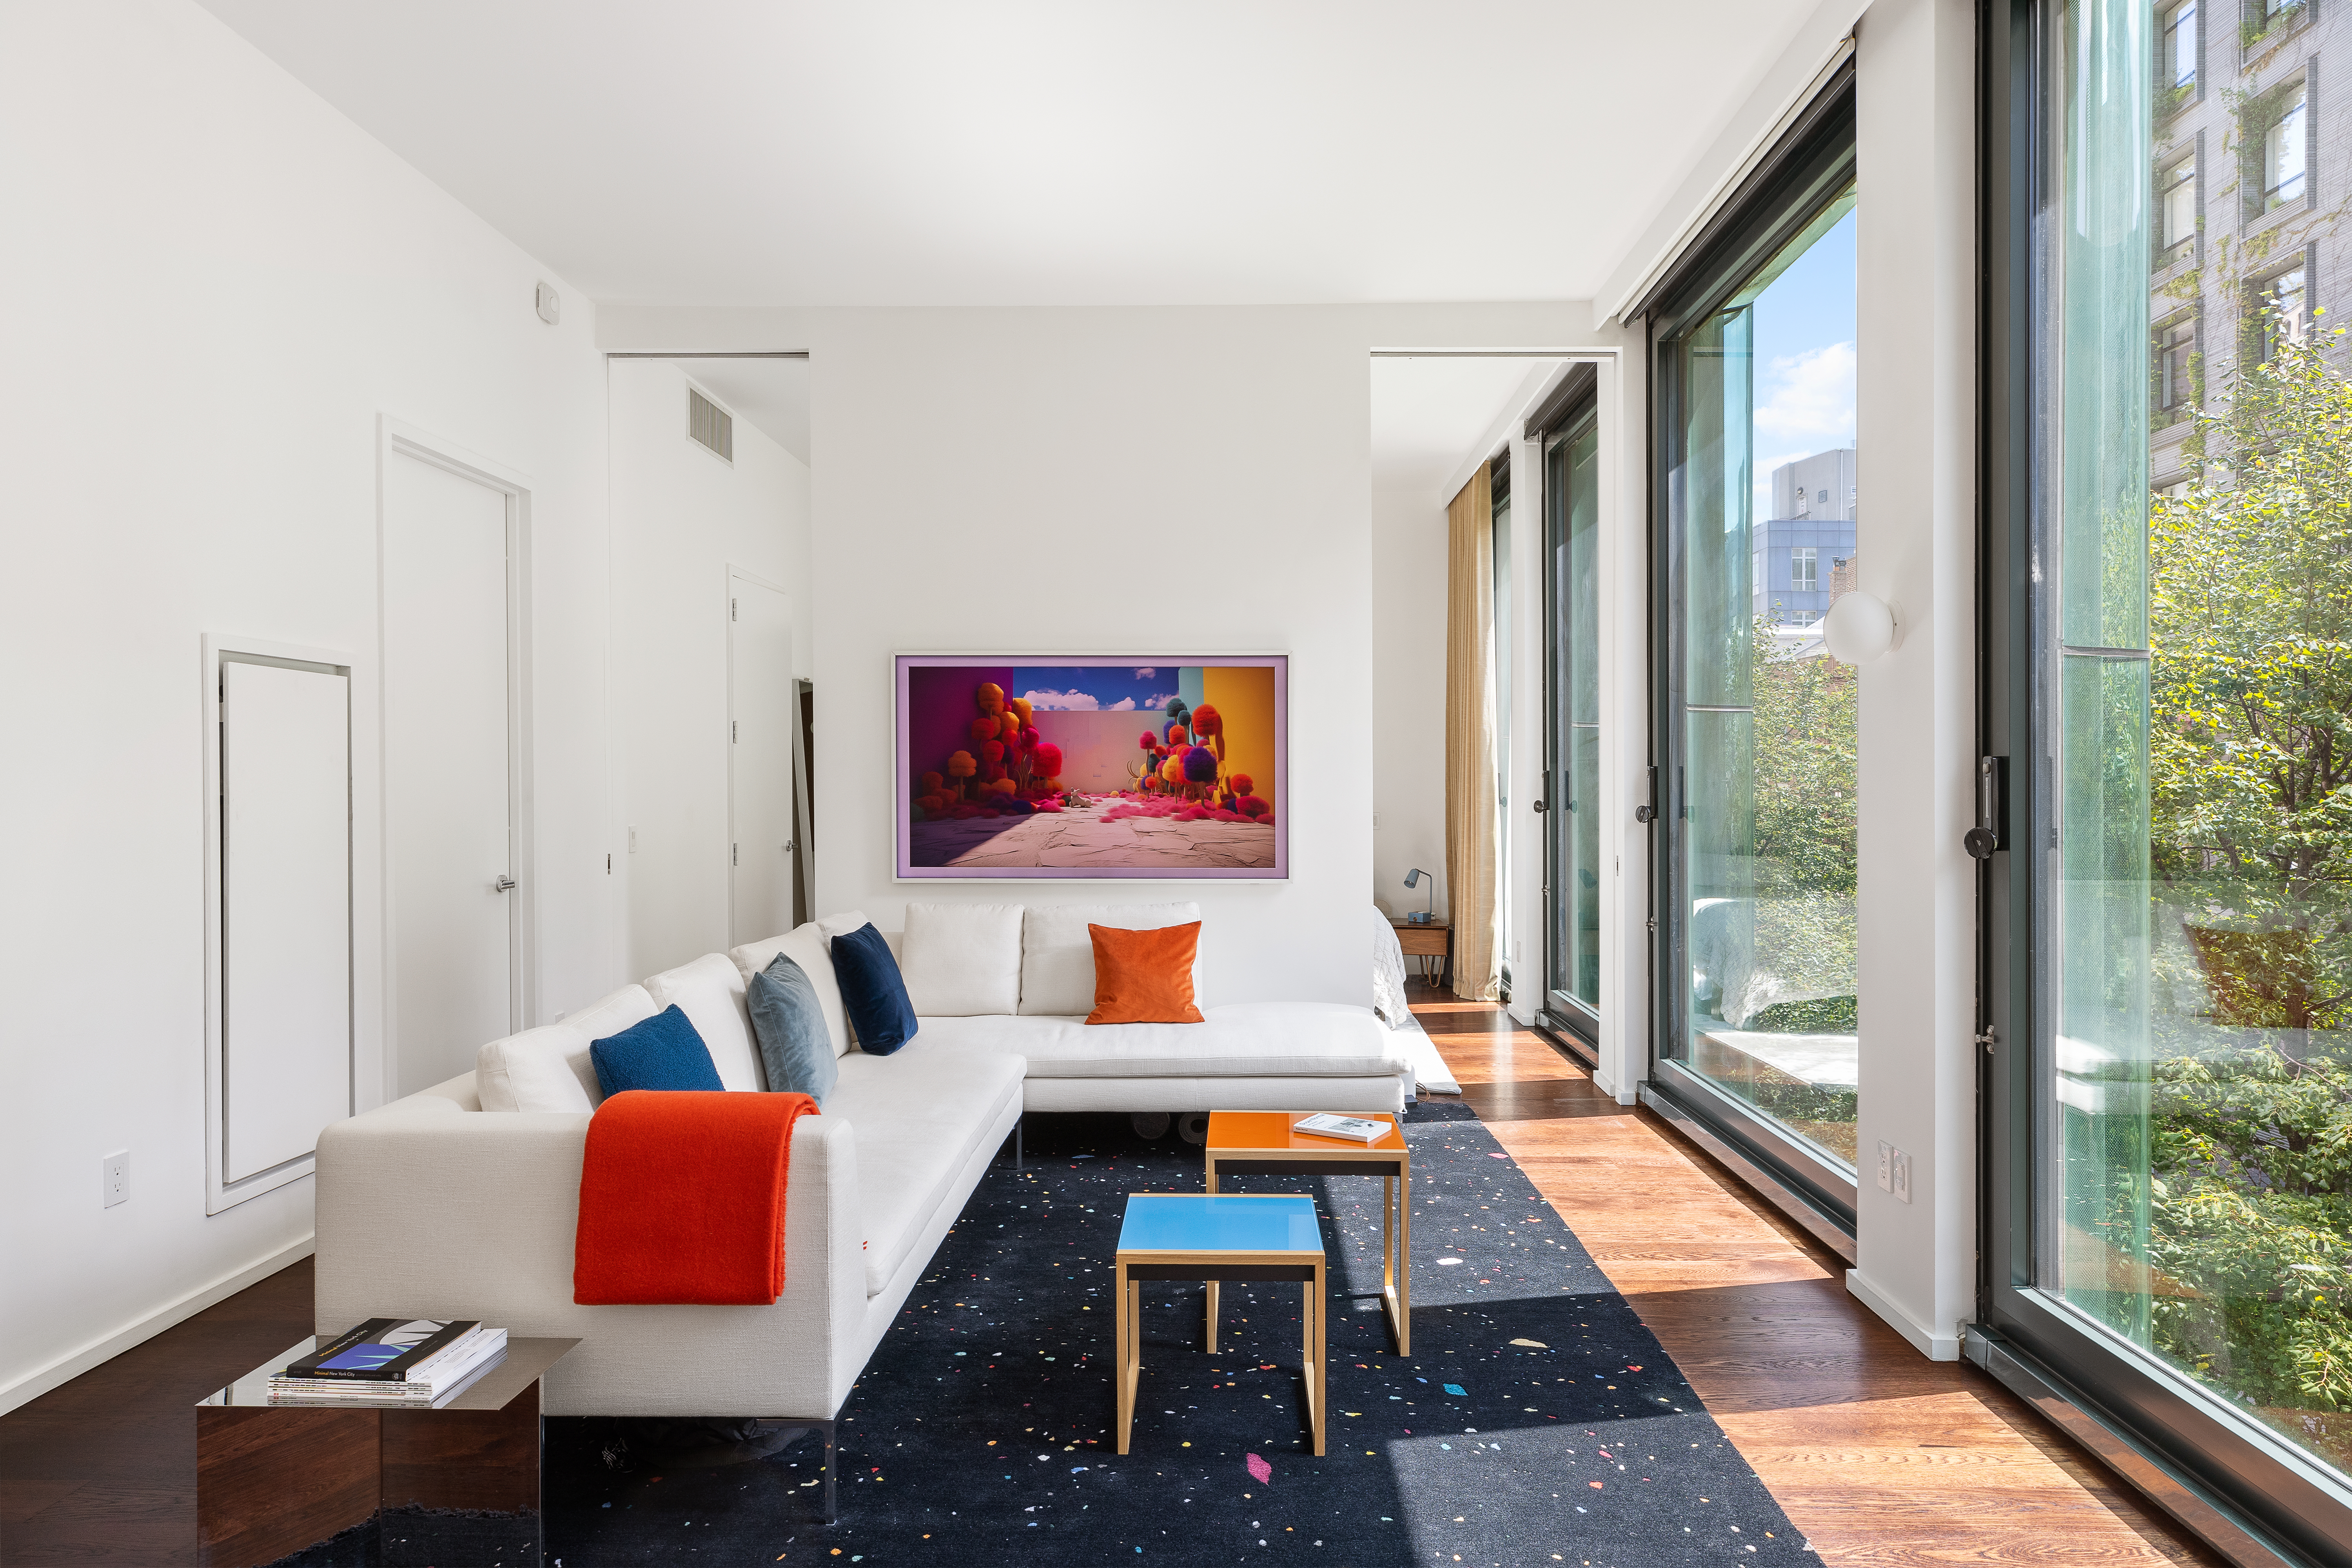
left=1403, top=867, right=1436, bottom=924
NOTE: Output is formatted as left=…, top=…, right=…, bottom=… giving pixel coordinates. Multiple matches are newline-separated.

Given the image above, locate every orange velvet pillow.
left=1085, top=921, right=1204, bottom=1025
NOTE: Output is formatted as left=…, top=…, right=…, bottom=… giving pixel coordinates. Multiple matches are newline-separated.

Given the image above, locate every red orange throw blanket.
left=573, top=1090, right=819, bottom=1305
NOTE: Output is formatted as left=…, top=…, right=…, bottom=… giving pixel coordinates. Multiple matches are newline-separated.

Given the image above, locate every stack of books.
left=1291, top=1112, right=1390, bottom=1145
left=268, top=1318, right=508, bottom=1407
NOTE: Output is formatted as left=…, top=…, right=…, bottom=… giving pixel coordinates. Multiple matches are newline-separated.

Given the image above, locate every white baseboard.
left=1846, top=1267, right=1960, bottom=1361
left=0, top=1234, right=315, bottom=1416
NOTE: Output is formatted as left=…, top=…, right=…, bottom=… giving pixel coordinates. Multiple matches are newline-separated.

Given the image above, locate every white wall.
left=608, top=360, right=812, bottom=978
left=0, top=0, right=615, bottom=1411
left=1370, top=490, right=1448, bottom=922
left=1848, top=0, right=1977, bottom=1360
left=602, top=303, right=1597, bottom=1006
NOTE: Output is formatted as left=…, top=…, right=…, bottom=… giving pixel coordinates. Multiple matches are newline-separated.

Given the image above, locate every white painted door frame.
left=726, top=563, right=796, bottom=946
left=374, top=416, right=537, bottom=1103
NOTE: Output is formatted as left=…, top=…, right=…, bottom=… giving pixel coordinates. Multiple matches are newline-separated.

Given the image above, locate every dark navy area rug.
left=545, top=1102, right=1810, bottom=1567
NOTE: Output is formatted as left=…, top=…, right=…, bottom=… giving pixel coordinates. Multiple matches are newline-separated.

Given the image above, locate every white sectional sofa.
left=313, top=902, right=1408, bottom=1443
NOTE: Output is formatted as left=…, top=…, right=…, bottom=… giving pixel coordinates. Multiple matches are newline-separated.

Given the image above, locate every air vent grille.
left=689, top=388, right=734, bottom=461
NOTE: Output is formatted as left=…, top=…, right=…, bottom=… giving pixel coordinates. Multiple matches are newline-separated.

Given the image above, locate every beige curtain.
left=1444, top=463, right=1501, bottom=1001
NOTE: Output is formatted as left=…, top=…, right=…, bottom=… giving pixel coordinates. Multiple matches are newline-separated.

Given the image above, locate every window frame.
left=1975, top=7, right=2352, bottom=1563
left=1644, top=68, right=1863, bottom=1240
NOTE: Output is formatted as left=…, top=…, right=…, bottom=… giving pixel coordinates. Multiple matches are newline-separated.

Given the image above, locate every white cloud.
left=1106, top=697, right=1136, bottom=711
left=1147, top=693, right=1181, bottom=711
left=1753, top=341, right=1855, bottom=447
left=1133, top=667, right=1157, bottom=678
left=1023, top=688, right=1099, bottom=710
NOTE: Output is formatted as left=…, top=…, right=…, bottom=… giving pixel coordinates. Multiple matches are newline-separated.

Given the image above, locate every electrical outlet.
left=1875, top=1141, right=1893, bottom=1193
left=102, top=1150, right=129, bottom=1209
left=628, top=826, right=638, bottom=854
left=1891, top=1149, right=1913, bottom=1204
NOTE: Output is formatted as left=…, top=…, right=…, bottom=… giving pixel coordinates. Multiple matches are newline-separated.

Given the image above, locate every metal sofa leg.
left=821, top=1418, right=837, bottom=1524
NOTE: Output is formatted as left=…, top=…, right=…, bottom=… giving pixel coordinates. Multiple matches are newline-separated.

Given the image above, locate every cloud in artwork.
left=1022, top=688, right=1100, bottom=710
left=1105, top=697, right=1136, bottom=711
left=1146, top=693, right=1181, bottom=711
left=1133, top=667, right=1156, bottom=678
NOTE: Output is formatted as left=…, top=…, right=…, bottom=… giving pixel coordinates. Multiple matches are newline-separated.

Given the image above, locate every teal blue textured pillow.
left=588, top=1004, right=723, bottom=1095
left=748, top=953, right=838, bottom=1107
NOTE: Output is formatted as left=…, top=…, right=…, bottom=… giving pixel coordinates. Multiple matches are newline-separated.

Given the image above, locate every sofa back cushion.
left=730, top=924, right=852, bottom=1059
left=476, top=983, right=656, bottom=1112
left=1085, top=921, right=1206, bottom=1024
left=643, top=953, right=765, bottom=1090
left=1019, top=902, right=1203, bottom=1015
left=899, top=902, right=1023, bottom=1016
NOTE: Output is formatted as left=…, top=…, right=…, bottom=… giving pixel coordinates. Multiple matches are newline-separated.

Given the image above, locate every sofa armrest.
left=314, top=1094, right=868, bottom=1419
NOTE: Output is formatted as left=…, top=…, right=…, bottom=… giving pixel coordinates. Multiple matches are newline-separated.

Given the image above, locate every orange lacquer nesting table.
left=1202, top=1110, right=1411, bottom=1354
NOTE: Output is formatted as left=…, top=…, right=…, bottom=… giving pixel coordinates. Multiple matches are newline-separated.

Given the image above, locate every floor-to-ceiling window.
left=1982, top=3, right=2352, bottom=1557
left=1649, top=75, right=1860, bottom=1223
left=1494, top=453, right=1515, bottom=999
left=1539, top=374, right=1601, bottom=1040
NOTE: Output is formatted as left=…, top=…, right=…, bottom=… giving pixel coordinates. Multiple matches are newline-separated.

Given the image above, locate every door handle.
left=494, top=875, right=517, bottom=893
left=1531, top=799, right=1548, bottom=813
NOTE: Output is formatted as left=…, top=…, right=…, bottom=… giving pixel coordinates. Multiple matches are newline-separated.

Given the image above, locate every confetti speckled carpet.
left=545, top=1102, right=1809, bottom=1567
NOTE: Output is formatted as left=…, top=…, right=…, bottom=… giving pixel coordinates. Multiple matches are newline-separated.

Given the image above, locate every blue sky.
left=1748, top=206, right=1857, bottom=519
left=1011, top=666, right=1183, bottom=713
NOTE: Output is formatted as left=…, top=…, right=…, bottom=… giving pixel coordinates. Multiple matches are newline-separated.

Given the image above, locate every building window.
left=1789, top=546, right=1819, bottom=593
left=2164, top=2, right=2198, bottom=98
left=2160, top=154, right=2196, bottom=263
left=2252, top=265, right=2305, bottom=362
left=2156, top=315, right=2197, bottom=414
left=2260, top=78, right=2307, bottom=211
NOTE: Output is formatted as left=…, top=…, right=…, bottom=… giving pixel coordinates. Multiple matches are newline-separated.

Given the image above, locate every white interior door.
left=729, top=574, right=797, bottom=946
left=383, top=448, right=516, bottom=1095
left=221, top=657, right=350, bottom=1180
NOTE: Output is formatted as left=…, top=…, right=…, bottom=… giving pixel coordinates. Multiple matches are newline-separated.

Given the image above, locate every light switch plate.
left=1892, top=1149, right=1913, bottom=1204
left=1875, top=1140, right=1893, bottom=1193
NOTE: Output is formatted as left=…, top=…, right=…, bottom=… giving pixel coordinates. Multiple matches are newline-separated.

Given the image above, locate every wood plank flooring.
left=0, top=1258, right=314, bottom=1565
left=1412, top=982, right=2226, bottom=1565
left=2, top=999, right=2229, bottom=1565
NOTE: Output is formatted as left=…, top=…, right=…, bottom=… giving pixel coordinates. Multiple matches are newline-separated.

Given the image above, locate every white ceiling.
left=1370, top=356, right=1558, bottom=513
left=663, top=357, right=810, bottom=465
left=196, top=0, right=1821, bottom=308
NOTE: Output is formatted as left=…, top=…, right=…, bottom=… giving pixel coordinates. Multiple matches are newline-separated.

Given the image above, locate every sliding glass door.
left=1982, top=3, right=2352, bottom=1557
left=1542, top=397, right=1601, bottom=1038
left=1648, top=80, right=1861, bottom=1220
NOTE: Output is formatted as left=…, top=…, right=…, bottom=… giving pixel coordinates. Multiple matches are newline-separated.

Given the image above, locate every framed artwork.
left=894, top=655, right=1287, bottom=880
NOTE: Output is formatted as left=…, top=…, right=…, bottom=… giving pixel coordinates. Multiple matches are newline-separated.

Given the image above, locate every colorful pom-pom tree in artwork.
left=900, top=658, right=1283, bottom=875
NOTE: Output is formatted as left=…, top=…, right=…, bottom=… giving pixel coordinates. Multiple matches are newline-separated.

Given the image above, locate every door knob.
left=494, top=875, right=517, bottom=892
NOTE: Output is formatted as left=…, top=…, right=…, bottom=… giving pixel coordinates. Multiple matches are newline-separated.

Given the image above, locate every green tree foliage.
left=2138, top=316, right=2352, bottom=1432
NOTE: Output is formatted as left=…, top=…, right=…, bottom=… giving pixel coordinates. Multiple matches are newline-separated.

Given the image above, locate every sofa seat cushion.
left=825, top=1045, right=1025, bottom=1295
left=909, top=1002, right=1406, bottom=1079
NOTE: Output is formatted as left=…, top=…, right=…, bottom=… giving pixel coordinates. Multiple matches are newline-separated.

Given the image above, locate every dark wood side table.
left=196, top=1336, right=577, bottom=1568
left=1390, top=915, right=1452, bottom=989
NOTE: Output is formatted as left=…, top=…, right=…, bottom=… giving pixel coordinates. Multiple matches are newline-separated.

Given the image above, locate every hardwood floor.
left=2, top=999, right=2227, bottom=1566
left=0, top=1258, right=314, bottom=1565
left=1412, top=981, right=2226, bottom=1565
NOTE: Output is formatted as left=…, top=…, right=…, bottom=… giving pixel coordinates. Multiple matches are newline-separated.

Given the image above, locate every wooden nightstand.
left=1390, top=916, right=1452, bottom=989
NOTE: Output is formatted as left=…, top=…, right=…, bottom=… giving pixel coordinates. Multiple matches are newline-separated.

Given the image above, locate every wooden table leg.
left=1116, top=1265, right=1136, bottom=1455
left=1203, top=1160, right=1220, bottom=1353
left=1305, top=1262, right=1325, bottom=1456
left=1382, top=1161, right=1413, bottom=1355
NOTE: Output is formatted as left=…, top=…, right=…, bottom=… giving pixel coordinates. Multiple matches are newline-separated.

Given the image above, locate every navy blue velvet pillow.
left=589, top=1004, right=724, bottom=1096
left=748, top=953, right=838, bottom=1106
left=830, top=923, right=917, bottom=1056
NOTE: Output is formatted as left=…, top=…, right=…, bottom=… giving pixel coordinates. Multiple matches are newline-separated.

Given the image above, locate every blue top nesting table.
left=1113, top=1193, right=1326, bottom=1456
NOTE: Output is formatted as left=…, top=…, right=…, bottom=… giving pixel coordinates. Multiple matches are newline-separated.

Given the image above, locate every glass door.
left=1982, top=3, right=2352, bottom=1557
left=1543, top=403, right=1602, bottom=1038
left=1649, top=82, right=1861, bottom=1220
